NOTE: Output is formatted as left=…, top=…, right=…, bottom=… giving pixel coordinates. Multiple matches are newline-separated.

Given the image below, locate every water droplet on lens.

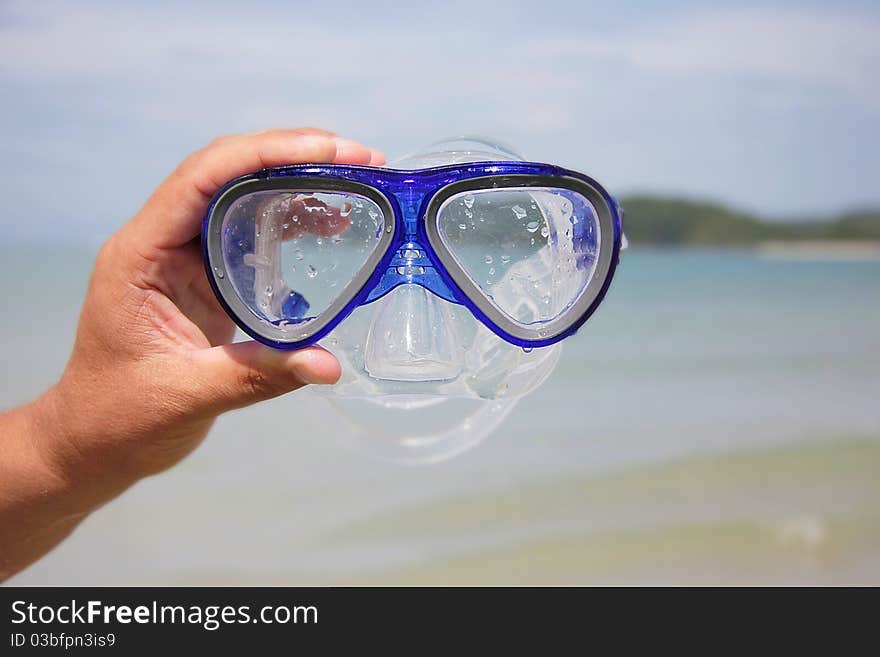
left=488, top=267, right=495, bottom=276
left=526, top=220, right=540, bottom=233
left=501, top=254, right=511, bottom=264
left=294, top=249, right=304, bottom=260
left=307, top=265, right=317, bottom=278
left=213, top=267, right=225, bottom=279
left=459, top=223, right=467, bottom=230
left=522, top=346, right=533, bottom=354
left=541, top=225, right=550, bottom=238
left=316, top=237, right=323, bottom=245
left=512, top=205, right=527, bottom=220
left=484, top=255, right=493, bottom=264
left=570, top=216, right=578, bottom=225
left=463, top=194, right=475, bottom=209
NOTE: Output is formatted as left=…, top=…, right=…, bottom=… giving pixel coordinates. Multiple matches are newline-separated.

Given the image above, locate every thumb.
left=184, top=341, right=341, bottom=416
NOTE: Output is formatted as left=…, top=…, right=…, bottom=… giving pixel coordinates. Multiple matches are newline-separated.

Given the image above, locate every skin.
left=0, top=128, right=385, bottom=582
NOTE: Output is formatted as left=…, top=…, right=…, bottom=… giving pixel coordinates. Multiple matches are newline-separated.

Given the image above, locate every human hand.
left=41, top=128, right=385, bottom=503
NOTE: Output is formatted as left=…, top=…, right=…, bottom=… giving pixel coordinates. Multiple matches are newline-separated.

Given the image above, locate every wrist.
left=0, top=387, right=125, bottom=582
left=0, top=381, right=152, bottom=582
left=27, top=383, right=139, bottom=514
left=0, top=391, right=86, bottom=581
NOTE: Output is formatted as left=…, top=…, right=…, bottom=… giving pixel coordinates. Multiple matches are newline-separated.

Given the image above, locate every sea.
left=3, top=246, right=879, bottom=584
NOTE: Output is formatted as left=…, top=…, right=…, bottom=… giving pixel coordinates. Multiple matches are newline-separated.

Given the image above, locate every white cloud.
left=1, top=0, right=879, bottom=228
left=530, top=7, right=880, bottom=106
left=3, top=2, right=877, bottom=113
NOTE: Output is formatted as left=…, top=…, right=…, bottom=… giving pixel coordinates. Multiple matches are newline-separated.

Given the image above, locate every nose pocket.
left=364, top=284, right=463, bottom=382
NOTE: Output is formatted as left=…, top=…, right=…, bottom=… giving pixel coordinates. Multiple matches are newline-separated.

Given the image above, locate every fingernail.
left=333, top=138, right=361, bottom=155
left=288, top=135, right=336, bottom=162
left=286, top=349, right=338, bottom=385
left=295, top=134, right=331, bottom=147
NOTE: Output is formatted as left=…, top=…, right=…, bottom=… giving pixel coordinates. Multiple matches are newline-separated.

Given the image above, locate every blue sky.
left=1, top=0, right=878, bottom=242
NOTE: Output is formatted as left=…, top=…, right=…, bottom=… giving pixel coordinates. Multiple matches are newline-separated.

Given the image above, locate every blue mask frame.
left=202, top=161, right=623, bottom=350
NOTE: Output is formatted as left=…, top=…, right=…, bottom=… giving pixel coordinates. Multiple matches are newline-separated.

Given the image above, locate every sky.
left=1, top=0, right=878, bottom=242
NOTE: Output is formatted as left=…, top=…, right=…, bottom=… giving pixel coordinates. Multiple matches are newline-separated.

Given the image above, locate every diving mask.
left=202, top=156, right=622, bottom=350
left=202, top=138, right=623, bottom=462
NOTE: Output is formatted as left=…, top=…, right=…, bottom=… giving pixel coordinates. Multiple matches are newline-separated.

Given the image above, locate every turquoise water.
left=3, top=247, right=879, bottom=584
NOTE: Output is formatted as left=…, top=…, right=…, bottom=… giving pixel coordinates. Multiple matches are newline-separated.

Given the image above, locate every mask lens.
left=436, top=186, right=601, bottom=326
left=219, top=189, right=386, bottom=333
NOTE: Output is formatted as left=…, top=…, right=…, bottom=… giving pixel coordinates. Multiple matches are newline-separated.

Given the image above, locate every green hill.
left=618, top=196, right=880, bottom=246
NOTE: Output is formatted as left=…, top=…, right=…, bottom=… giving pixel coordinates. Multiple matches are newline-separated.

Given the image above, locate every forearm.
left=0, top=130, right=364, bottom=582
left=0, top=388, right=131, bottom=581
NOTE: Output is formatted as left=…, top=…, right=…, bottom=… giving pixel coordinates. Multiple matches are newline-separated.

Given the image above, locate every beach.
left=3, top=246, right=879, bottom=585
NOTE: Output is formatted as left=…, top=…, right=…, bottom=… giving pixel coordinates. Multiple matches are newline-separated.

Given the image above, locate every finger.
left=185, top=342, right=341, bottom=416
left=254, top=127, right=336, bottom=138
left=284, top=200, right=352, bottom=239
left=132, top=130, right=340, bottom=249
left=253, top=196, right=352, bottom=242
left=332, top=138, right=375, bottom=165
left=369, top=149, right=386, bottom=166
